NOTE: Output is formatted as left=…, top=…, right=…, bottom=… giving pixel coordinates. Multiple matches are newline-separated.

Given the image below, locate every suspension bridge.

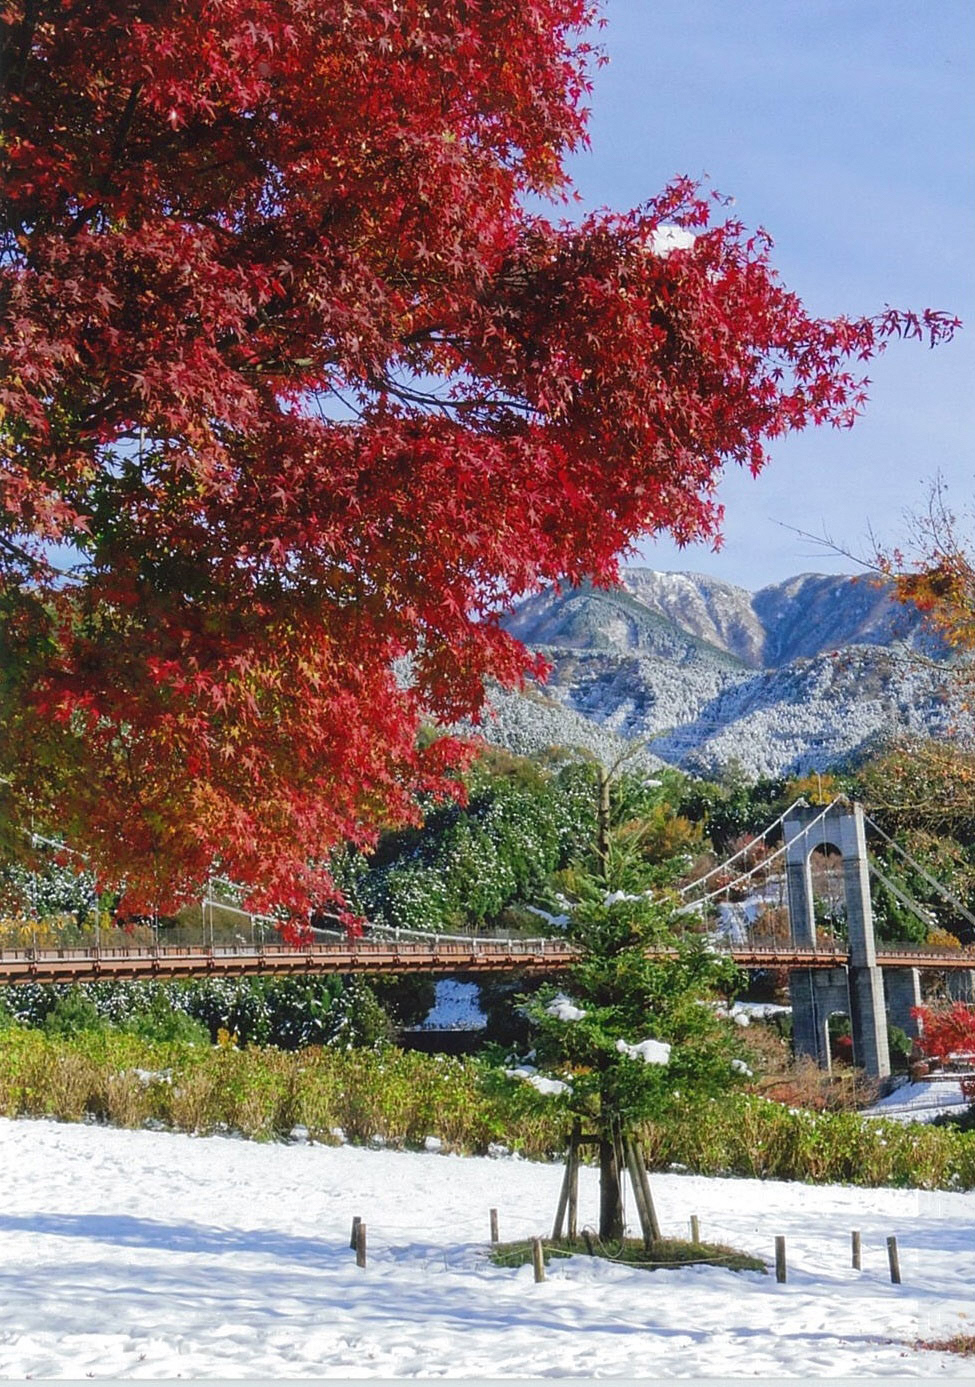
left=3, top=800, right=975, bottom=1078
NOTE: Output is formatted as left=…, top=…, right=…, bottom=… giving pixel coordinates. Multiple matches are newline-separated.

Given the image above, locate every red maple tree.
left=0, top=1, right=959, bottom=919
left=913, top=1003, right=975, bottom=1099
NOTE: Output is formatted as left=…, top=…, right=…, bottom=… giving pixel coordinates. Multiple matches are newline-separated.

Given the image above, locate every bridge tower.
left=783, top=801, right=897, bottom=1080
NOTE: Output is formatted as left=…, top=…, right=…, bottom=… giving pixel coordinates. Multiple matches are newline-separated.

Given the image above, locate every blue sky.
left=567, top=0, right=974, bottom=590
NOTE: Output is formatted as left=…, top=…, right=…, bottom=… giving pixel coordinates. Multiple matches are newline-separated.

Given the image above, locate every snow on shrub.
left=615, top=1037, right=671, bottom=1065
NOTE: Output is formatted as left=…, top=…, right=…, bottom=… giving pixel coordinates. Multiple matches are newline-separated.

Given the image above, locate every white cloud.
left=645, top=225, right=697, bottom=255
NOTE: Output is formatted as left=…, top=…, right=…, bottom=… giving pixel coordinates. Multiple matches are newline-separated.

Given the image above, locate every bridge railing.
left=0, top=936, right=574, bottom=963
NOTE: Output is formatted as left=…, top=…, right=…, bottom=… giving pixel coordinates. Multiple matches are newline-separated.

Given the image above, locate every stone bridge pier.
left=784, top=801, right=921, bottom=1081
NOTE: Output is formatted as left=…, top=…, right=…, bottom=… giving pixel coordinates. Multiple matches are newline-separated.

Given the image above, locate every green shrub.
left=0, top=974, right=399, bottom=1050
left=2, top=1024, right=975, bottom=1191
left=42, top=987, right=101, bottom=1037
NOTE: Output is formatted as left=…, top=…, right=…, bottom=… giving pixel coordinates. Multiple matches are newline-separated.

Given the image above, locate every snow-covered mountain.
left=473, top=572, right=965, bottom=778
left=621, top=569, right=935, bottom=669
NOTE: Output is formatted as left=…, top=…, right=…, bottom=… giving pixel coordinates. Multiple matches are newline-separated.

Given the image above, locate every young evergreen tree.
left=515, top=886, right=746, bottom=1239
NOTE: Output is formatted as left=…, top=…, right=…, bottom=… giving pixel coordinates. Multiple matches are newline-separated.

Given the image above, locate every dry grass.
left=757, top=1056, right=880, bottom=1113
left=743, top=1019, right=881, bottom=1113
left=917, top=1335, right=975, bottom=1357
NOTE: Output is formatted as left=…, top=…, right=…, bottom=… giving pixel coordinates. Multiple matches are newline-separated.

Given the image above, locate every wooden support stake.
left=690, top=1215, right=700, bottom=1245
left=583, top=1229, right=596, bottom=1257
left=568, top=1135, right=580, bottom=1241
left=630, top=1137, right=662, bottom=1241
left=551, top=1161, right=570, bottom=1241
left=622, top=1135, right=655, bottom=1251
left=490, top=1207, right=499, bottom=1244
left=887, top=1235, right=901, bottom=1285
left=552, top=1121, right=579, bottom=1240
left=775, top=1235, right=787, bottom=1284
left=851, top=1230, right=861, bottom=1270
left=531, top=1237, right=546, bottom=1283
left=355, top=1221, right=367, bottom=1268
left=350, top=1215, right=361, bottom=1251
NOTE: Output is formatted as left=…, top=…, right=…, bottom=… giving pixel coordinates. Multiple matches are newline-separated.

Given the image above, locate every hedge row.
left=1, top=1025, right=973, bottom=1190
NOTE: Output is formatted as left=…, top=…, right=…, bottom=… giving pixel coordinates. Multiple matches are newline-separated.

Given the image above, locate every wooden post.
left=568, top=1136, right=580, bottom=1240
left=531, top=1237, right=545, bottom=1283
left=350, top=1215, right=361, bottom=1251
left=851, top=1230, right=861, bottom=1270
left=690, top=1215, right=700, bottom=1244
left=355, top=1221, right=367, bottom=1268
left=552, top=1121, right=579, bottom=1240
left=490, top=1207, right=499, bottom=1244
left=629, top=1137, right=662, bottom=1241
left=775, top=1235, right=787, bottom=1283
left=887, top=1235, right=901, bottom=1284
left=583, top=1229, right=596, bottom=1256
left=622, top=1135, right=655, bottom=1251
left=552, top=1160, right=570, bottom=1240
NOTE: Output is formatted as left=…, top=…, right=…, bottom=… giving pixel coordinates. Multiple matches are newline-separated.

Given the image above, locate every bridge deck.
left=1, top=940, right=973, bottom=985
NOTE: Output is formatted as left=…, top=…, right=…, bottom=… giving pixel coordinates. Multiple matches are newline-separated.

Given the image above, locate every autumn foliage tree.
left=0, top=0, right=958, bottom=918
left=913, top=1002, right=975, bottom=1100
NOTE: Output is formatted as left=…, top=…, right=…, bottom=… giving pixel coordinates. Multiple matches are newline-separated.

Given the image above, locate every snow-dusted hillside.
left=479, top=572, right=965, bottom=777
left=504, top=581, right=745, bottom=670
left=652, top=647, right=966, bottom=779
left=459, top=683, right=666, bottom=770
left=620, top=568, right=936, bottom=669
left=621, top=570, right=768, bottom=666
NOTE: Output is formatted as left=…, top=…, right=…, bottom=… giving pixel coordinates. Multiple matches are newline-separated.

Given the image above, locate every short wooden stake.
left=583, top=1229, right=596, bottom=1257
left=887, top=1235, right=901, bottom=1284
left=490, top=1207, right=499, bottom=1244
left=531, top=1236, right=546, bottom=1283
left=552, top=1165, right=570, bottom=1240
left=851, top=1230, right=861, bottom=1270
left=690, top=1215, right=700, bottom=1244
left=355, top=1220, right=367, bottom=1268
left=350, top=1215, right=361, bottom=1251
left=775, top=1235, right=787, bottom=1283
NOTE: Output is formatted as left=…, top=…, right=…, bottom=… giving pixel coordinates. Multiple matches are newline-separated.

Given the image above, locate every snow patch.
left=525, top=904, right=570, bottom=929
left=616, top=1037, right=671, bottom=1065
left=545, top=993, right=586, bottom=1022
left=504, top=1065, right=572, bottom=1097
left=863, top=1077, right=969, bottom=1124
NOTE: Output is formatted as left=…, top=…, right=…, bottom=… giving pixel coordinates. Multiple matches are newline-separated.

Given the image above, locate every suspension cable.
left=676, top=799, right=837, bottom=914
left=678, top=797, right=806, bottom=898
left=867, top=860, right=937, bottom=938
left=864, top=813, right=975, bottom=932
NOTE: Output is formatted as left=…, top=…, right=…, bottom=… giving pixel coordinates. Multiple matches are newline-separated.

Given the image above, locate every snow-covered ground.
left=864, top=1076, right=970, bottom=1124
left=1, top=1117, right=974, bottom=1378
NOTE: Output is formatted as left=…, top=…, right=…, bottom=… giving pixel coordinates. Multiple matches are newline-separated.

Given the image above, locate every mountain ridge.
left=476, top=570, right=963, bottom=778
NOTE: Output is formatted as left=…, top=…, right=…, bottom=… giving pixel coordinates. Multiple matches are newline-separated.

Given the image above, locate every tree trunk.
left=598, top=1133, right=624, bottom=1240
left=596, top=768, right=611, bottom=881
